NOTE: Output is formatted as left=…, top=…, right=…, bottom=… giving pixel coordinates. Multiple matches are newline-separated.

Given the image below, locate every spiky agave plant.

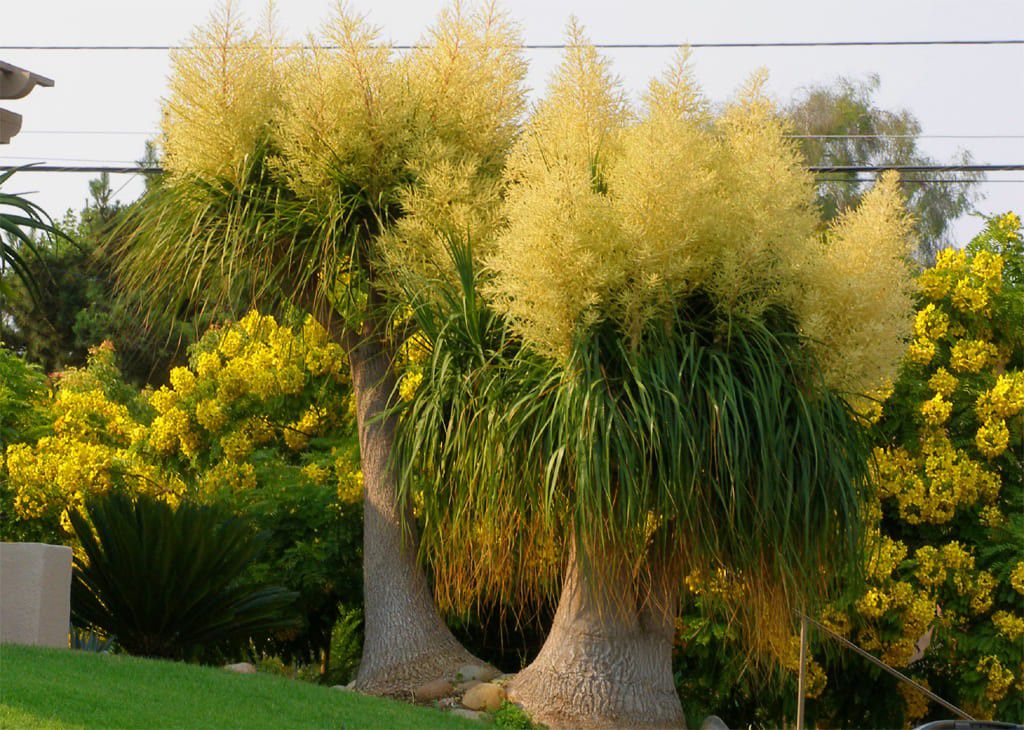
left=395, top=27, right=916, bottom=729
left=110, top=1, right=528, bottom=694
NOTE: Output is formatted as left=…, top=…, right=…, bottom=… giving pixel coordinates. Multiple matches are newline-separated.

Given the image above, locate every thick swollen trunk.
left=348, top=336, right=478, bottom=696
left=508, top=549, right=685, bottom=730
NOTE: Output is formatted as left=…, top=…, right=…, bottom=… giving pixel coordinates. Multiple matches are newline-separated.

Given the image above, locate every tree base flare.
left=507, top=553, right=685, bottom=730
left=353, top=645, right=480, bottom=698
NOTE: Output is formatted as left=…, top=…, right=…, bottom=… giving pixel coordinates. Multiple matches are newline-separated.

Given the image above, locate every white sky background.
left=1, top=0, right=1022, bottom=243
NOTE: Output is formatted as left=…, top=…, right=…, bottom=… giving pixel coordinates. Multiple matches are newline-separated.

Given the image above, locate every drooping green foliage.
left=70, top=491, right=300, bottom=661
left=398, top=248, right=871, bottom=637
left=0, top=167, right=60, bottom=305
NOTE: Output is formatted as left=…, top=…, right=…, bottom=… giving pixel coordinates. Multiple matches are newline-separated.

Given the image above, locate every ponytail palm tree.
left=112, top=1, right=526, bottom=694
left=396, top=30, right=917, bottom=729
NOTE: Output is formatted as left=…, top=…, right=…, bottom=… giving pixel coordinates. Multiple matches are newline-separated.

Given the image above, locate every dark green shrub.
left=70, top=491, right=299, bottom=661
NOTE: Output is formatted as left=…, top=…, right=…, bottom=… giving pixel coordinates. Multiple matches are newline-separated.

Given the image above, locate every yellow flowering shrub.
left=3, top=343, right=186, bottom=541
left=1, top=315, right=364, bottom=663
left=812, top=213, right=1024, bottom=724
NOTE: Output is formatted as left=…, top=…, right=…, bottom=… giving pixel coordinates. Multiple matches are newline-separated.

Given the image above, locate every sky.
left=1, top=0, right=1022, bottom=243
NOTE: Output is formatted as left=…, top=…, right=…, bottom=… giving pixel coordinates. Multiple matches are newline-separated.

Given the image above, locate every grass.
left=0, top=644, right=479, bottom=729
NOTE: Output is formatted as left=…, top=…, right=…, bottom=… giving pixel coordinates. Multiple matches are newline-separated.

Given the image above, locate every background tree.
left=112, top=1, right=527, bottom=695
left=787, top=75, right=980, bottom=263
left=397, top=35, right=917, bottom=728
left=1, top=172, right=205, bottom=385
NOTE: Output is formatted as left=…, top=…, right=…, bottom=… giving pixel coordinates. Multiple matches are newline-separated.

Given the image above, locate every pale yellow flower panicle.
left=489, top=30, right=914, bottom=396
left=797, top=172, right=917, bottom=396
left=163, top=1, right=284, bottom=186
left=273, top=4, right=405, bottom=207
left=383, top=1, right=528, bottom=280
left=488, top=21, right=630, bottom=357
left=710, top=72, right=818, bottom=318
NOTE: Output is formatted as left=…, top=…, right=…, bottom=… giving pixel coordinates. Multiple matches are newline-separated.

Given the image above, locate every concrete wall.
left=0, top=542, right=72, bottom=648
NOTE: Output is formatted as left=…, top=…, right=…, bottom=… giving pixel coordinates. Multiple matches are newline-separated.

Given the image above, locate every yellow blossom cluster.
left=1011, top=562, right=1024, bottom=595
left=872, top=437, right=1000, bottom=526
left=977, top=655, right=1015, bottom=704
left=950, top=340, right=1000, bottom=374
left=992, top=611, right=1024, bottom=642
left=899, top=680, right=931, bottom=723
left=5, top=364, right=185, bottom=532
left=5, top=312, right=357, bottom=541
left=146, top=311, right=348, bottom=466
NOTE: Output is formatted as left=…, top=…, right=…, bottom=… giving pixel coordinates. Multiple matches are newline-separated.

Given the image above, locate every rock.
left=450, top=708, right=488, bottom=722
left=456, top=680, right=482, bottom=692
left=223, top=662, right=257, bottom=674
left=413, top=678, right=454, bottom=702
left=455, top=664, right=500, bottom=683
left=331, top=684, right=352, bottom=692
left=462, top=682, right=506, bottom=712
left=700, top=716, right=730, bottom=730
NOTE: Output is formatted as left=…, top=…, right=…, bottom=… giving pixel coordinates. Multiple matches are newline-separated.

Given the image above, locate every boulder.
left=413, top=678, right=454, bottom=702
left=456, top=679, right=482, bottom=692
left=701, top=716, right=730, bottom=730
left=0, top=542, right=72, bottom=649
left=455, top=664, right=500, bottom=682
left=462, top=682, right=506, bottom=712
left=450, top=708, right=488, bottom=722
left=223, top=662, right=257, bottom=674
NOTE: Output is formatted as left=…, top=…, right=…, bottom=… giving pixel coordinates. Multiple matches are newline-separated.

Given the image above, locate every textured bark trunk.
left=348, top=334, right=478, bottom=696
left=508, top=548, right=685, bottom=730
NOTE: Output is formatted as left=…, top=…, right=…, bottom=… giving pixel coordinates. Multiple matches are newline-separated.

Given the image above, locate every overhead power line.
left=14, top=130, right=1024, bottom=140
left=3, top=163, right=1023, bottom=177
left=1, top=39, right=1022, bottom=51
left=810, top=164, right=1024, bottom=173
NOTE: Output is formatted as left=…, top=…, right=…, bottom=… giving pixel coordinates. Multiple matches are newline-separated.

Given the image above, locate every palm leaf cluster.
left=0, top=167, right=59, bottom=304
left=396, top=249, right=872, bottom=646
left=70, top=491, right=299, bottom=660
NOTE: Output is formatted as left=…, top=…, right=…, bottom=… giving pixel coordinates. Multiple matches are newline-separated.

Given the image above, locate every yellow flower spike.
left=975, top=418, right=1010, bottom=459
left=921, top=395, right=953, bottom=427
left=196, top=351, right=222, bottom=379
left=950, top=340, right=999, bottom=373
left=928, top=368, right=958, bottom=397
left=917, top=267, right=951, bottom=300
left=914, top=303, right=949, bottom=341
left=168, top=366, right=196, bottom=396
left=934, top=248, right=968, bottom=273
left=992, top=611, right=1024, bottom=642
left=970, top=250, right=1004, bottom=289
left=977, top=655, right=1015, bottom=704
left=1010, top=562, right=1024, bottom=595
left=951, top=277, right=990, bottom=314
left=907, top=338, right=937, bottom=366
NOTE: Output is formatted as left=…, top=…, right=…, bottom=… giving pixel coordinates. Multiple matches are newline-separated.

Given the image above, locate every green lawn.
left=0, top=644, right=479, bottom=729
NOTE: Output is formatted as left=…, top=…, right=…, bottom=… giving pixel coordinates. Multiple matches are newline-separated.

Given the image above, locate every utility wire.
left=14, top=130, right=1024, bottom=140
left=1, top=39, right=1022, bottom=51
left=4, top=163, right=1022, bottom=175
